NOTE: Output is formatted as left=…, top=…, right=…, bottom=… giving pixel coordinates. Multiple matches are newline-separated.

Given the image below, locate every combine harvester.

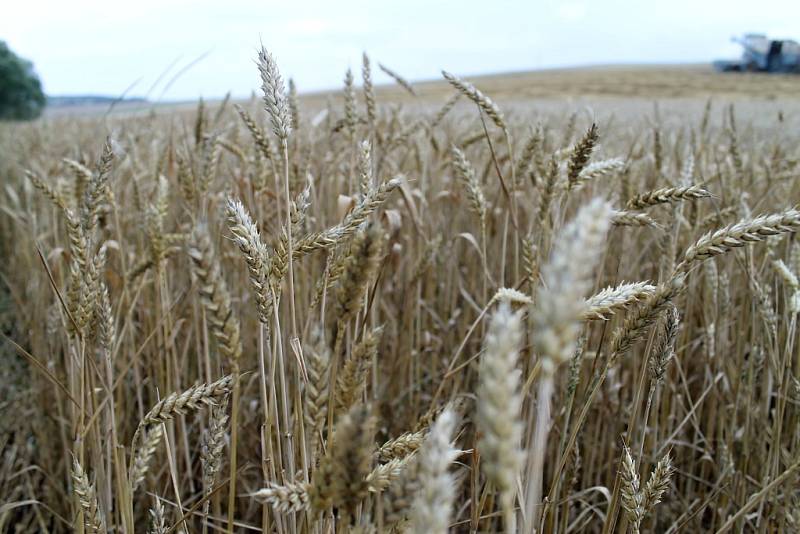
left=714, top=34, right=800, bottom=73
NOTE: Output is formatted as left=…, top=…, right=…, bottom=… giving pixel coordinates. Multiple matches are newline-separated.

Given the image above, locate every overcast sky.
left=2, top=0, right=799, bottom=101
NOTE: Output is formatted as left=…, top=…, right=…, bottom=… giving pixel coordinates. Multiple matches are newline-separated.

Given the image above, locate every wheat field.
left=1, top=52, right=800, bottom=533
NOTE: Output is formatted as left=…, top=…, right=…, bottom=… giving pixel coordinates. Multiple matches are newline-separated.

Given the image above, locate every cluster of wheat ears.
left=1, top=49, right=799, bottom=533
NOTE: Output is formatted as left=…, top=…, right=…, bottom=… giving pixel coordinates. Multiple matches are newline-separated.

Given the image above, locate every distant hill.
left=47, top=95, right=148, bottom=107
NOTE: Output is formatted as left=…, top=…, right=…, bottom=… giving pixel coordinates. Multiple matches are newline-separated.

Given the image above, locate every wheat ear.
left=71, top=457, right=106, bottom=534
left=252, top=481, right=311, bottom=513
left=477, top=303, right=523, bottom=532
left=134, top=375, right=233, bottom=436
left=532, top=198, right=613, bottom=370
left=129, top=425, right=163, bottom=491
left=335, top=325, right=383, bottom=413
left=409, top=409, right=459, bottom=534
left=367, top=455, right=416, bottom=493
left=677, top=208, right=800, bottom=271
left=378, top=62, right=417, bottom=96
left=643, top=453, right=674, bottom=513
left=310, top=404, right=375, bottom=520
left=565, top=123, right=599, bottom=189
left=584, top=282, right=657, bottom=320
left=334, top=223, right=384, bottom=322
left=362, top=52, right=376, bottom=125
left=225, top=197, right=273, bottom=323
left=187, top=226, right=243, bottom=365
left=611, top=210, right=662, bottom=229
left=627, top=184, right=711, bottom=210
left=442, top=70, right=506, bottom=131
left=619, top=445, right=645, bottom=534
left=148, top=496, right=167, bottom=534
left=570, top=157, right=625, bottom=190
left=257, top=47, right=292, bottom=140
left=377, top=429, right=426, bottom=462
left=450, top=145, right=488, bottom=224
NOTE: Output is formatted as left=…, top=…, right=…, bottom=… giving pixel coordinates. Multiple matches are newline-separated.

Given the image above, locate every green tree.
left=0, top=41, right=46, bottom=120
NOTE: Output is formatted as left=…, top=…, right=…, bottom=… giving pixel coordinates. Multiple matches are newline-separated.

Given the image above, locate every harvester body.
left=713, top=34, right=800, bottom=73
